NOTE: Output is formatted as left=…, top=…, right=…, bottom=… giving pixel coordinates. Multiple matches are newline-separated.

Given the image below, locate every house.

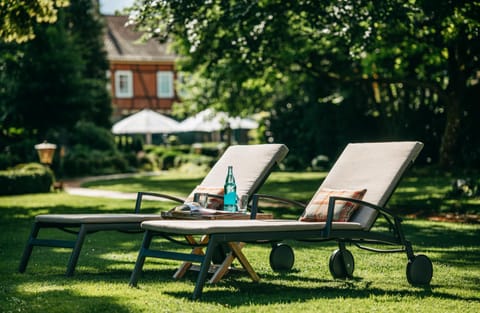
left=103, top=15, right=178, bottom=119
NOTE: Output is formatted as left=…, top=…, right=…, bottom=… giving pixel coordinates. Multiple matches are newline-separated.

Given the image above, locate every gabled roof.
left=103, top=15, right=176, bottom=62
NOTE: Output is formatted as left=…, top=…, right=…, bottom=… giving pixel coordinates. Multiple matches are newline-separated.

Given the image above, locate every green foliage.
left=158, top=150, right=183, bottom=170
left=0, top=0, right=111, bottom=171
left=0, top=0, right=69, bottom=43
left=4, top=0, right=111, bottom=137
left=136, top=152, right=158, bottom=172
left=0, top=162, right=54, bottom=195
left=62, top=146, right=129, bottom=177
left=0, top=137, right=37, bottom=170
left=0, top=172, right=479, bottom=311
left=130, top=0, right=480, bottom=169
left=70, top=121, right=117, bottom=151
left=173, top=153, right=215, bottom=168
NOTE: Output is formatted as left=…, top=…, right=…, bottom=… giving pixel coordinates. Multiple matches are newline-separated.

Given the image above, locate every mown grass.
left=1, top=169, right=479, bottom=312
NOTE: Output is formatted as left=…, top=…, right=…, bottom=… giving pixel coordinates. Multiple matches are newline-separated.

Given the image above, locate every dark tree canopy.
left=130, top=0, right=480, bottom=169
left=0, top=0, right=111, bottom=166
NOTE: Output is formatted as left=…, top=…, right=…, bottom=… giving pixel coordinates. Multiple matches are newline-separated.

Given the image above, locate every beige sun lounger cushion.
left=195, top=144, right=289, bottom=199
left=141, top=219, right=364, bottom=234
left=318, top=141, right=423, bottom=229
left=141, top=141, right=423, bottom=234
left=35, top=144, right=289, bottom=224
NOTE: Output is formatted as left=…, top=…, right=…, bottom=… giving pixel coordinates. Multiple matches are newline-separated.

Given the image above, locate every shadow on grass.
left=2, top=187, right=479, bottom=309
left=165, top=277, right=480, bottom=306
left=2, top=280, right=132, bottom=313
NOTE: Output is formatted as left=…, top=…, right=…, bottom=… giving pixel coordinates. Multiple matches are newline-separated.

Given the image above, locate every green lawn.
left=1, top=170, right=479, bottom=312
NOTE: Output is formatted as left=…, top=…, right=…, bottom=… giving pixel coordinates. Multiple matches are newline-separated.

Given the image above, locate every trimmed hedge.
left=62, top=147, right=130, bottom=177
left=0, top=163, right=55, bottom=195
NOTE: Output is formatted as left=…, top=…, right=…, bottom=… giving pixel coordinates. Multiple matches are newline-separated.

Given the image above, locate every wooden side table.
left=161, top=211, right=273, bottom=283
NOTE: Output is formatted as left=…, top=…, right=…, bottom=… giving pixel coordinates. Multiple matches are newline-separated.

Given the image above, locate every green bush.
left=174, top=153, right=215, bottom=168
left=159, top=150, right=182, bottom=170
left=0, top=138, right=37, bottom=170
left=0, top=163, right=55, bottom=195
left=62, top=146, right=130, bottom=177
left=136, top=152, right=159, bottom=172
left=70, top=121, right=116, bottom=151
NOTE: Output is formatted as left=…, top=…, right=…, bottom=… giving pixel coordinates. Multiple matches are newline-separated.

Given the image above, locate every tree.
left=6, top=0, right=111, bottom=136
left=0, top=0, right=69, bottom=43
left=0, top=0, right=111, bottom=167
left=130, top=0, right=480, bottom=169
left=349, top=0, right=480, bottom=168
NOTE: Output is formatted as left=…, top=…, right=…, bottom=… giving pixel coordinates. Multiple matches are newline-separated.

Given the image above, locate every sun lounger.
left=18, top=144, right=288, bottom=276
left=128, top=141, right=433, bottom=299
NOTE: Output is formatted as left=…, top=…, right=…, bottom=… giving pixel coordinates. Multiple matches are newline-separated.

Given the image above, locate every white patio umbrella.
left=112, top=109, right=181, bottom=144
left=228, top=116, right=259, bottom=129
left=179, top=108, right=258, bottom=132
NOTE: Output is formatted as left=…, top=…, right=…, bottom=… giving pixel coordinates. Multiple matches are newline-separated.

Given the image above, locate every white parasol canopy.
left=179, top=108, right=258, bottom=132
left=112, top=109, right=181, bottom=144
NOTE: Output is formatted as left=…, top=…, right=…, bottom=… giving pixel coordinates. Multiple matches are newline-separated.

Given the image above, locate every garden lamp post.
left=34, top=141, right=57, bottom=166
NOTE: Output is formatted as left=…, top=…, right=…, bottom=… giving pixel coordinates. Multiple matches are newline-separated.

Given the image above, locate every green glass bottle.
left=223, top=166, right=237, bottom=212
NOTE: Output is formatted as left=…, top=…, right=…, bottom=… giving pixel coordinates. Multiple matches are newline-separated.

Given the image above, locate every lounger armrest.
left=329, top=196, right=400, bottom=220
left=250, top=194, right=306, bottom=219
left=134, top=191, right=185, bottom=213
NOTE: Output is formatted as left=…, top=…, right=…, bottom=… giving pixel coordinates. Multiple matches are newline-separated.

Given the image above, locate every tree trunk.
left=438, top=96, right=462, bottom=169
left=438, top=45, right=466, bottom=169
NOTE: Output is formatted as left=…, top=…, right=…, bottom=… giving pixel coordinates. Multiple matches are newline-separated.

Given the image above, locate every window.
left=157, top=71, right=174, bottom=98
left=115, top=70, right=133, bottom=98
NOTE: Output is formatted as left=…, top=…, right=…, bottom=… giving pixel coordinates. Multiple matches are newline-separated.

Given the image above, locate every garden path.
left=62, top=172, right=165, bottom=201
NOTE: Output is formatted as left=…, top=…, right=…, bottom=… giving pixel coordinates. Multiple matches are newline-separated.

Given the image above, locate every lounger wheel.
left=269, top=243, right=294, bottom=271
left=329, top=249, right=354, bottom=279
left=406, top=254, right=433, bottom=285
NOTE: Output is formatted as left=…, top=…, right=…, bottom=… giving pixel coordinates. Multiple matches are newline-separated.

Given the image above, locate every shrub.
left=174, top=153, right=215, bottom=168
left=0, top=138, right=38, bottom=170
left=136, top=152, right=159, bottom=172
left=70, top=121, right=116, bottom=151
left=0, top=163, right=55, bottom=195
left=159, top=150, right=182, bottom=170
left=62, top=146, right=130, bottom=177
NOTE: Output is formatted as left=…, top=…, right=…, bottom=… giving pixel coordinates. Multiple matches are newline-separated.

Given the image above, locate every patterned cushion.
left=299, top=188, right=367, bottom=222
left=185, top=185, right=224, bottom=210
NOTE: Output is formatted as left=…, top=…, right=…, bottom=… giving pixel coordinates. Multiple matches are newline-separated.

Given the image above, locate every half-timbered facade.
left=104, top=15, right=177, bottom=119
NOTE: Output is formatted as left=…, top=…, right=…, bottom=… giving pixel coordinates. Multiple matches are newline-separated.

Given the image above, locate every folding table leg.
left=173, top=235, right=209, bottom=279
left=209, top=242, right=260, bottom=283
left=228, top=242, right=260, bottom=282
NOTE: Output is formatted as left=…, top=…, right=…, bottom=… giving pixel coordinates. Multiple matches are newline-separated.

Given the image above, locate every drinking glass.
left=197, top=193, right=209, bottom=208
left=238, top=194, right=249, bottom=214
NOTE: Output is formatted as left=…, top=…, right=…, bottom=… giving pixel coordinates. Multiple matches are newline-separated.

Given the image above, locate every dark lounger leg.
left=19, top=222, right=41, bottom=273
left=129, top=230, right=154, bottom=287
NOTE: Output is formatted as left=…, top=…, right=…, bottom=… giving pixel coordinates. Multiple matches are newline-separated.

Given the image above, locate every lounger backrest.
left=198, top=144, right=289, bottom=199
left=318, top=141, right=423, bottom=230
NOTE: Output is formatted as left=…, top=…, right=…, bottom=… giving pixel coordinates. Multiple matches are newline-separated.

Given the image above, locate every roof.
left=103, top=15, right=176, bottom=63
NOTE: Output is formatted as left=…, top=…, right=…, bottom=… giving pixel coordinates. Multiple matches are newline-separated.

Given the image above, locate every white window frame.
left=115, top=70, right=133, bottom=98
left=157, top=71, right=174, bottom=98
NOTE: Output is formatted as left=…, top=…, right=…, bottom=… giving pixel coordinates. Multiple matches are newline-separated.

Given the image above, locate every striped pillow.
left=299, top=188, right=367, bottom=222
